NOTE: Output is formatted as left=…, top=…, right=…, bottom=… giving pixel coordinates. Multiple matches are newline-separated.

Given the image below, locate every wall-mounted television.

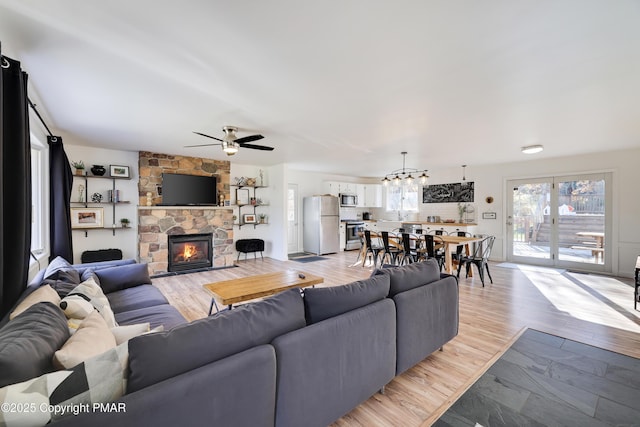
left=160, top=173, right=217, bottom=206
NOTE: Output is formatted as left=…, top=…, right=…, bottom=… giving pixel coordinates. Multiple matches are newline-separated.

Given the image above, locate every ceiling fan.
left=185, top=126, right=274, bottom=156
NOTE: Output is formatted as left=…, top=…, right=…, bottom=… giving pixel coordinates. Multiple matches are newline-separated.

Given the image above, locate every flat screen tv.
left=160, top=173, right=217, bottom=206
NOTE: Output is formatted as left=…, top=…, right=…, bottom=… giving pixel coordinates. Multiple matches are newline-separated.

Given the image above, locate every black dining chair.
left=420, top=234, right=445, bottom=270
left=363, top=230, right=384, bottom=268
left=380, top=231, right=402, bottom=265
left=399, top=233, right=420, bottom=265
left=456, top=235, right=496, bottom=287
left=451, top=231, right=473, bottom=264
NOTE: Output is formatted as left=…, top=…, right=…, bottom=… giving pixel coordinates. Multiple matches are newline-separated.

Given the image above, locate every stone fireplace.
left=168, top=233, right=213, bottom=272
left=137, top=151, right=234, bottom=276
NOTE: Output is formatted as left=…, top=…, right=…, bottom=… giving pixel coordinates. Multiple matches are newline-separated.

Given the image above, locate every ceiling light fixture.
left=521, top=144, right=544, bottom=154
left=461, top=164, right=468, bottom=187
left=382, top=152, right=429, bottom=187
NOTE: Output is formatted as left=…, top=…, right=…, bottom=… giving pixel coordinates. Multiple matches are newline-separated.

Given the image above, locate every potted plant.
left=71, top=160, right=85, bottom=176
left=258, top=213, right=267, bottom=224
left=120, top=218, right=130, bottom=228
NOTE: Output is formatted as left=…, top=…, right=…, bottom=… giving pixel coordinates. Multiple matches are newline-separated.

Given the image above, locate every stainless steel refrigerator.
left=303, top=195, right=340, bottom=255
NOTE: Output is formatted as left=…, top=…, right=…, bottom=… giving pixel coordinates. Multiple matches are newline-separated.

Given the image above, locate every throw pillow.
left=0, top=342, right=128, bottom=426
left=95, top=263, right=151, bottom=294
left=53, top=311, right=117, bottom=369
left=303, top=274, right=390, bottom=324
left=43, top=256, right=72, bottom=280
left=9, top=285, right=61, bottom=320
left=59, top=294, right=95, bottom=320
left=110, top=323, right=152, bottom=345
left=67, top=277, right=117, bottom=328
left=0, top=302, right=70, bottom=388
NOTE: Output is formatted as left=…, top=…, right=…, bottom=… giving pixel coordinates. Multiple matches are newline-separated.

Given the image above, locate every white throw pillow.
left=53, top=311, right=116, bottom=369
left=66, top=277, right=117, bottom=328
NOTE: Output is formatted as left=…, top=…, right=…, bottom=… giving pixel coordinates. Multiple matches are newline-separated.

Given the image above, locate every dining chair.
left=456, top=235, right=496, bottom=286
left=380, top=231, right=402, bottom=265
left=363, top=230, right=383, bottom=268
left=399, top=233, right=420, bottom=265
left=420, top=234, right=445, bottom=270
left=451, top=231, right=473, bottom=264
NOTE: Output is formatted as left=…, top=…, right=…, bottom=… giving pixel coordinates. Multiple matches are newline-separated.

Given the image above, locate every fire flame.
left=182, top=244, right=197, bottom=261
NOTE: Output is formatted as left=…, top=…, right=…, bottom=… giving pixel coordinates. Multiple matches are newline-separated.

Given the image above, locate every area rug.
left=291, top=256, right=328, bottom=263
left=434, top=328, right=640, bottom=426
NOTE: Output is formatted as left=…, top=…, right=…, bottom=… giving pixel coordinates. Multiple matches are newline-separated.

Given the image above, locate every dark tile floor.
left=434, top=329, right=640, bottom=427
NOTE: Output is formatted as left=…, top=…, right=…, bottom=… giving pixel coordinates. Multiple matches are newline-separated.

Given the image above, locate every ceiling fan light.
left=222, top=141, right=238, bottom=155
left=521, top=144, right=543, bottom=154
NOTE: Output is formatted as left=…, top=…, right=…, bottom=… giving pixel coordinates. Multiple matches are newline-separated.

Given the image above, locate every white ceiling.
left=1, top=0, right=639, bottom=178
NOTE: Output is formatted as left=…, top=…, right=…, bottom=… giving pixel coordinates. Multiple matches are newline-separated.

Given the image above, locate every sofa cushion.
left=53, top=311, right=117, bottom=369
left=111, top=323, right=154, bottom=345
left=127, top=288, right=305, bottom=393
left=9, top=285, right=61, bottom=320
left=95, top=263, right=151, bottom=294
left=41, top=269, right=81, bottom=298
left=106, top=285, right=169, bottom=314
left=67, top=277, right=118, bottom=328
left=303, top=274, right=390, bottom=324
left=43, top=256, right=73, bottom=280
left=372, top=259, right=441, bottom=297
left=0, top=302, right=70, bottom=387
left=114, top=304, right=186, bottom=330
left=0, top=342, right=128, bottom=425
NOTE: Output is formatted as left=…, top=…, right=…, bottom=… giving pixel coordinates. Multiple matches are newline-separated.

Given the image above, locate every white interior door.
left=287, top=184, right=299, bottom=254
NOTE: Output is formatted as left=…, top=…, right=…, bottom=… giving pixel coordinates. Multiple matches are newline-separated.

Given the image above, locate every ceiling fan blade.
left=239, top=143, right=274, bottom=151
left=235, top=134, right=264, bottom=144
left=184, top=142, right=223, bottom=148
left=193, top=131, right=224, bottom=142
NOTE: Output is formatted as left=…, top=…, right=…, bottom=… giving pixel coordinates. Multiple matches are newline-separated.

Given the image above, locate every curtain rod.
left=28, top=98, right=54, bottom=138
left=2, top=54, right=54, bottom=137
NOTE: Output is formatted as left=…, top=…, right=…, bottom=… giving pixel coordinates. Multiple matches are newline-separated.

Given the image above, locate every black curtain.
left=0, top=50, right=32, bottom=317
left=48, top=136, right=73, bottom=262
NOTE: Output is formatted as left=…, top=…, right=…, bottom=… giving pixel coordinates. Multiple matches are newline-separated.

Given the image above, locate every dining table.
left=357, top=231, right=483, bottom=275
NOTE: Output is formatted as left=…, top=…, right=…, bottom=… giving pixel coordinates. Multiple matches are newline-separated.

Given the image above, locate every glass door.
left=507, top=178, right=553, bottom=266
left=507, top=173, right=611, bottom=272
left=556, top=173, right=609, bottom=271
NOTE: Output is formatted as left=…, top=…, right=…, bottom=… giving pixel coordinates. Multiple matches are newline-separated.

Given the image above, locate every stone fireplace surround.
left=137, top=152, right=234, bottom=275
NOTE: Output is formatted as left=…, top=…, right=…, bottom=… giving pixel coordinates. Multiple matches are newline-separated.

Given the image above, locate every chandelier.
left=381, top=152, right=429, bottom=186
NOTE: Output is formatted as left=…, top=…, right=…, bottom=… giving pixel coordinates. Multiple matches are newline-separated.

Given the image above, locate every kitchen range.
left=343, top=220, right=364, bottom=250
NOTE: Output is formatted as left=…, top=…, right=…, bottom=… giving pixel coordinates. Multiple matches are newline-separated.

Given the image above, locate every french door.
left=506, top=172, right=611, bottom=272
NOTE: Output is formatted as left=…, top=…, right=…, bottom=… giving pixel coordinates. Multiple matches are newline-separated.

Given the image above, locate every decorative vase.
left=91, top=165, right=106, bottom=176
left=75, top=168, right=84, bottom=176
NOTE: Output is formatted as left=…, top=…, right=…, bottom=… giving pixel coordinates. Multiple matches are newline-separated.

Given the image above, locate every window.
left=386, top=184, right=419, bottom=212
left=30, top=135, right=48, bottom=254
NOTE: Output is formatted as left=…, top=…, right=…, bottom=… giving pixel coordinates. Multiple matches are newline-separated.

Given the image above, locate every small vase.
left=75, top=169, right=84, bottom=176
left=91, top=165, right=106, bottom=176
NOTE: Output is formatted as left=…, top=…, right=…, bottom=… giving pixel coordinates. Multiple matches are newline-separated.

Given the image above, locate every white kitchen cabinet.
left=323, top=181, right=340, bottom=196
left=340, top=182, right=356, bottom=194
left=356, top=184, right=366, bottom=207
left=364, top=184, right=382, bottom=208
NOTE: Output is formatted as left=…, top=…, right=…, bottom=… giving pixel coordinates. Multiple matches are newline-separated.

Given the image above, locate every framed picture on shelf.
left=236, top=188, right=250, bottom=205
left=110, top=165, right=130, bottom=178
left=243, top=214, right=256, bottom=224
left=70, top=207, right=104, bottom=229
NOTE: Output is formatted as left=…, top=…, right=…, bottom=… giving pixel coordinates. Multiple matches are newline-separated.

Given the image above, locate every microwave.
left=339, top=193, right=357, bottom=207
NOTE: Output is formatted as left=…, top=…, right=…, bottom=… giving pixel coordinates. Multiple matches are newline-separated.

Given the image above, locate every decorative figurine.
left=146, top=192, right=153, bottom=206
left=78, top=184, right=85, bottom=203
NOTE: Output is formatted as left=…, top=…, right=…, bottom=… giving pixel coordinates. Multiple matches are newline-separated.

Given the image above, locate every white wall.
left=64, top=145, right=139, bottom=263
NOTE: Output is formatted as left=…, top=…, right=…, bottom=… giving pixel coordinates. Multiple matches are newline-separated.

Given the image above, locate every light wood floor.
left=152, top=252, right=640, bottom=427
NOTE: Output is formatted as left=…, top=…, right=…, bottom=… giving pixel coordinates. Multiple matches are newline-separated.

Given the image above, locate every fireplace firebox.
left=168, top=233, right=213, bottom=272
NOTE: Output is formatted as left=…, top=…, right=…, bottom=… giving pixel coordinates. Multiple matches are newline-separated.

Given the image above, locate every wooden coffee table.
left=203, top=270, right=323, bottom=315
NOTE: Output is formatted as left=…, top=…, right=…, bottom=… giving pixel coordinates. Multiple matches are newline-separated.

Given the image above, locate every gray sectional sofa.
left=0, top=258, right=458, bottom=427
